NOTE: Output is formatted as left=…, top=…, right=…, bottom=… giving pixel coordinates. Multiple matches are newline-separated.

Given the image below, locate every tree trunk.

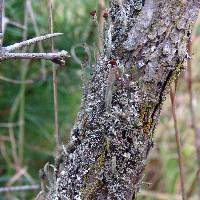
left=47, top=1, right=200, bottom=199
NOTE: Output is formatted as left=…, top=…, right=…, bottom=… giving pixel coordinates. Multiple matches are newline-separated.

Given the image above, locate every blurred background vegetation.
left=0, top=0, right=200, bottom=199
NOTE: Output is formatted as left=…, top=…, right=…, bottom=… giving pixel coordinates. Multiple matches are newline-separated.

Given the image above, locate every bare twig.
left=6, top=18, right=26, bottom=30
left=0, top=50, right=69, bottom=62
left=26, top=0, right=47, bottom=79
left=49, top=0, right=61, bottom=157
left=170, top=84, right=186, bottom=200
left=98, top=0, right=105, bottom=50
left=0, top=75, right=33, bottom=84
left=4, top=33, right=63, bottom=52
left=71, top=43, right=92, bottom=68
left=0, top=185, right=39, bottom=193
left=0, top=135, right=10, bottom=142
left=6, top=167, right=27, bottom=187
left=0, top=142, right=13, bottom=167
left=18, top=3, right=29, bottom=170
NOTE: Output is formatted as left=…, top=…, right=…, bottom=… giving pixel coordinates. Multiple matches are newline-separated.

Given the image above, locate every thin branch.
left=27, top=0, right=47, bottom=79
left=0, top=185, right=39, bottom=193
left=8, top=95, right=21, bottom=169
left=6, top=18, right=26, bottom=30
left=0, top=121, right=23, bottom=128
left=0, top=75, right=33, bottom=84
left=6, top=167, right=27, bottom=187
left=3, top=33, right=63, bottom=52
left=0, top=50, right=70, bottom=63
left=139, top=190, right=183, bottom=200
left=170, top=84, right=186, bottom=200
left=98, top=0, right=105, bottom=50
left=0, top=135, right=10, bottom=142
left=18, top=4, right=29, bottom=168
left=0, top=142, right=12, bottom=168
left=187, top=169, right=200, bottom=198
left=49, top=0, right=61, bottom=157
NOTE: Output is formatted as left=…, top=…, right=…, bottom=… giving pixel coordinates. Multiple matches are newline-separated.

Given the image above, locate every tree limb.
left=46, top=1, right=200, bottom=200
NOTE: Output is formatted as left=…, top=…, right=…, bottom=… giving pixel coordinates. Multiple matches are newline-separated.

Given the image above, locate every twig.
left=6, top=167, right=27, bottom=187
left=18, top=6, right=29, bottom=169
left=187, top=39, right=200, bottom=199
left=187, top=169, right=200, bottom=198
left=0, top=185, right=39, bottom=193
left=0, top=121, right=23, bottom=128
left=0, top=75, right=33, bottom=84
left=3, top=33, right=63, bottom=52
left=71, top=43, right=89, bottom=65
left=0, top=50, right=69, bottom=63
left=98, top=0, right=105, bottom=50
left=23, top=170, right=36, bottom=185
left=49, top=0, right=61, bottom=157
left=0, top=135, right=10, bottom=142
left=6, top=19, right=26, bottom=30
left=139, top=190, right=182, bottom=200
left=170, top=84, right=186, bottom=200
left=27, top=0, right=47, bottom=79
left=9, top=95, right=21, bottom=169
left=0, top=142, right=12, bottom=168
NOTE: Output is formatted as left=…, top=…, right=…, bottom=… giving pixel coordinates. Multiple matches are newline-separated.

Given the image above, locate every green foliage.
left=0, top=0, right=98, bottom=199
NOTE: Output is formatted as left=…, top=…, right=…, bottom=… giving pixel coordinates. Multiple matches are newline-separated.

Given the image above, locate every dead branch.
left=0, top=185, right=39, bottom=193
left=4, top=33, right=63, bottom=52
left=0, top=50, right=69, bottom=63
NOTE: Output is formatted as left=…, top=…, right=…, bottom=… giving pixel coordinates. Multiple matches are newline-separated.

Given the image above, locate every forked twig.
left=0, top=2, right=70, bottom=65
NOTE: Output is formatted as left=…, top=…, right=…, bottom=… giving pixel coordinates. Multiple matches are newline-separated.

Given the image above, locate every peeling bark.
left=46, top=1, right=200, bottom=200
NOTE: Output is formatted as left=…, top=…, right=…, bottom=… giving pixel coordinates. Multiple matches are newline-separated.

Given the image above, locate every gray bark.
left=46, top=1, right=200, bottom=200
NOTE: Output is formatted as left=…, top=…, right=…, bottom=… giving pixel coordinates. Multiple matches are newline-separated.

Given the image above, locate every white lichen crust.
left=47, top=1, right=200, bottom=200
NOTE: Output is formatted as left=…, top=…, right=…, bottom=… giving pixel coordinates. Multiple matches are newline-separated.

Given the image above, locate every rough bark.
left=47, top=1, right=200, bottom=200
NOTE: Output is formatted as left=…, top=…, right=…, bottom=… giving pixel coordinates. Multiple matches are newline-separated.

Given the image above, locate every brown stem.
left=48, top=0, right=61, bottom=158
left=170, top=85, right=186, bottom=200
left=98, top=0, right=105, bottom=50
